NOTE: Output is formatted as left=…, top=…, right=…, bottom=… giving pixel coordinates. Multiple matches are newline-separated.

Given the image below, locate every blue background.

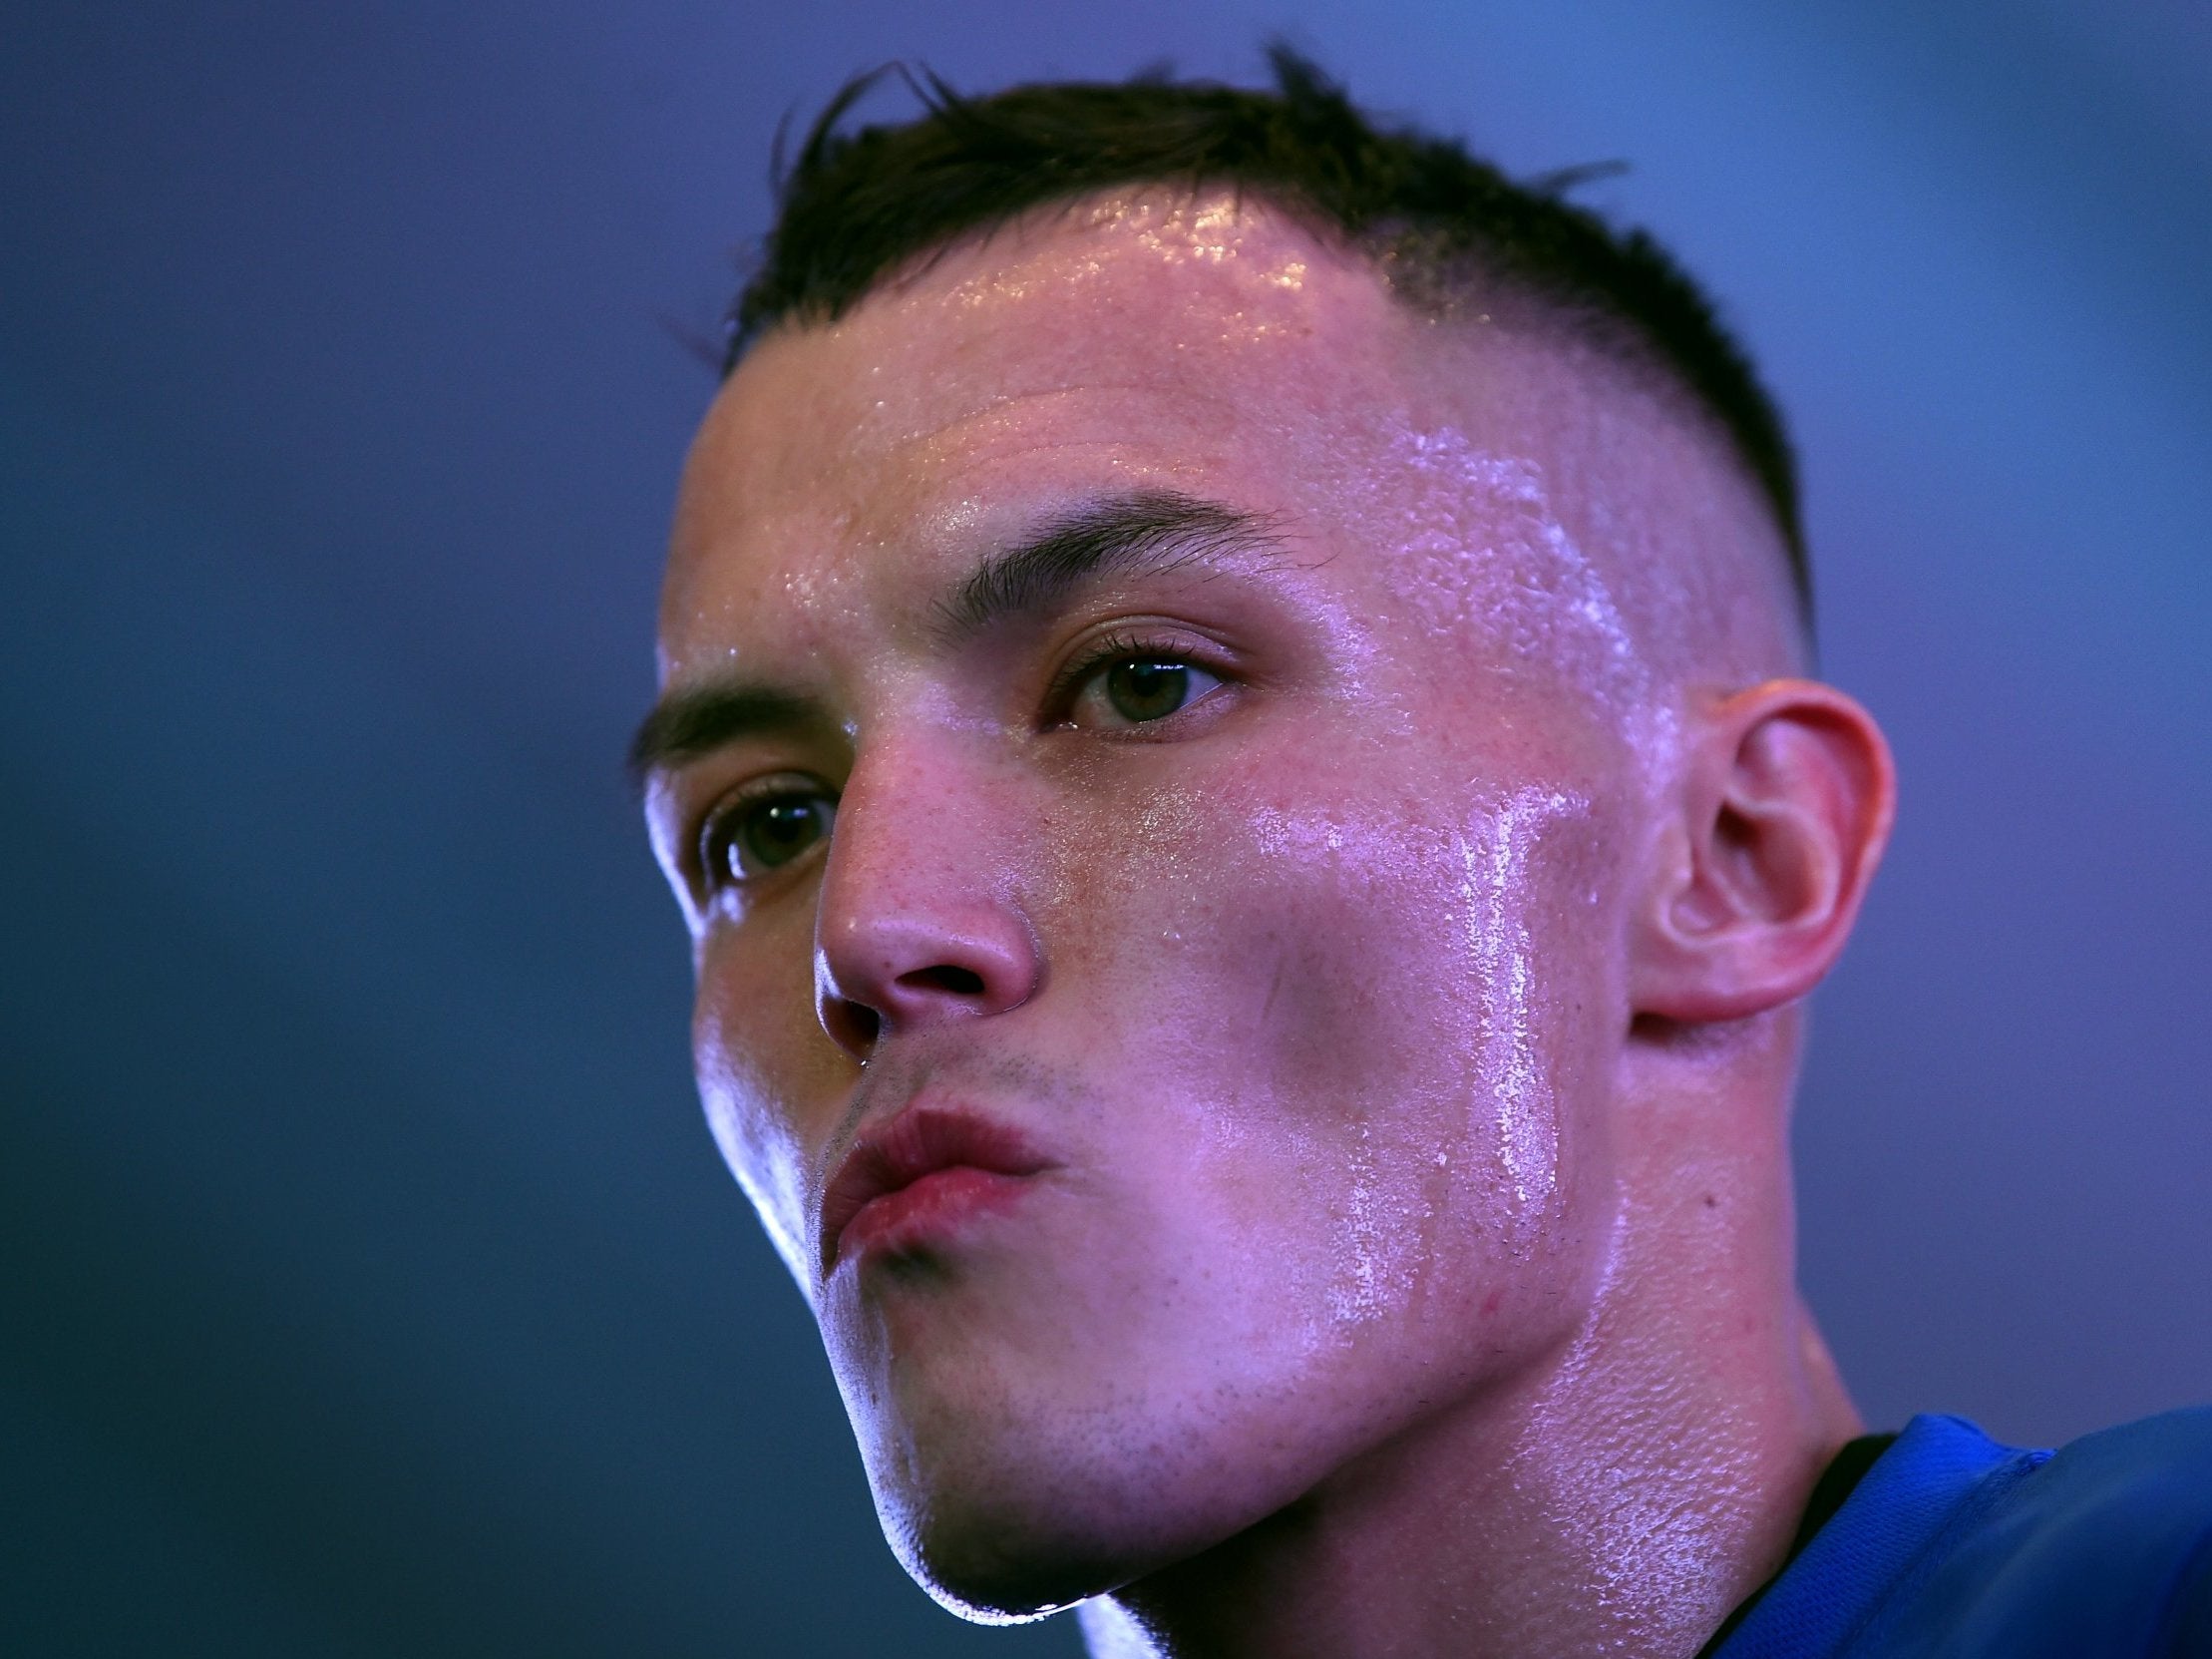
left=3, top=3, right=2206, bottom=1653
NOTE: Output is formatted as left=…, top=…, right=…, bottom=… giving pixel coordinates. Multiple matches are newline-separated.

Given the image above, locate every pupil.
left=1107, top=660, right=1189, bottom=722
left=743, top=799, right=818, bottom=869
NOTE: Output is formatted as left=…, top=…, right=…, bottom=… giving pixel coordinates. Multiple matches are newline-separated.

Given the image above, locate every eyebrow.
left=628, top=489, right=1285, bottom=784
left=927, top=488, right=1286, bottom=647
left=626, top=682, right=831, bottom=786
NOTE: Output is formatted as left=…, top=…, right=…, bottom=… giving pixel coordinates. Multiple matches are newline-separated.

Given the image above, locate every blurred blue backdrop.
left=2, top=3, right=2206, bottom=1653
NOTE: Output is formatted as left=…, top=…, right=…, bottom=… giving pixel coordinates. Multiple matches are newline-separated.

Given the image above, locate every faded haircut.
left=724, top=45, right=1811, bottom=622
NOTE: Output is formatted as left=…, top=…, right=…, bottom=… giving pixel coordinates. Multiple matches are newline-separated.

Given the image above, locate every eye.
left=1060, top=636, right=1229, bottom=730
left=699, top=783, right=838, bottom=891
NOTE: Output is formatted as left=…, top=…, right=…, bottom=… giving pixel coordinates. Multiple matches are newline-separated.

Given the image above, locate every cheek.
left=692, top=917, right=837, bottom=1281
left=1036, top=752, right=1622, bottom=1342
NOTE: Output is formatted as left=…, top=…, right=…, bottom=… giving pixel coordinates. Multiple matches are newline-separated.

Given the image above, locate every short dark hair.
left=727, top=46, right=1810, bottom=620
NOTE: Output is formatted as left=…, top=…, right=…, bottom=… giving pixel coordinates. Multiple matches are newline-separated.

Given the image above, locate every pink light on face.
left=1223, top=778, right=1601, bottom=1340
left=1377, top=424, right=1679, bottom=791
left=649, top=190, right=1722, bottom=1623
left=1459, top=786, right=1589, bottom=1215
left=820, top=1103, right=1059, bottom=1274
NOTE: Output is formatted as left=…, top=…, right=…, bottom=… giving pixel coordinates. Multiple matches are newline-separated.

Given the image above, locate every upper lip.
left=818, top=1102, right=1056, bottom=1274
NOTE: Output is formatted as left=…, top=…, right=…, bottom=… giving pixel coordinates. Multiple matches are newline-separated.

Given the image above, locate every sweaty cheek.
left=1037, top=754, right=1607, bottom=1352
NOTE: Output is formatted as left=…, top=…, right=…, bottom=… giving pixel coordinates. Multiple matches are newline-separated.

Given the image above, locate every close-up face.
left=641, top=193, right=1796, bottom=1617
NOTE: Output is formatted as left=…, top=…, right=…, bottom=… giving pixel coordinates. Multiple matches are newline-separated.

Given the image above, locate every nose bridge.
left=813, top=723, right=1041, bottom=1056
left=822, top=727, right=975, bottom=924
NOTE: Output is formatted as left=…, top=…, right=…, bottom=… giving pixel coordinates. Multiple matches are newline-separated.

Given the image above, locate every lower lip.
left=836, top=1166, right=1037, bottom=1266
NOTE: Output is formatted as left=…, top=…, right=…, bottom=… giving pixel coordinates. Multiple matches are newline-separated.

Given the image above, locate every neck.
left=1081, top=1044, right=1859, bottom=1659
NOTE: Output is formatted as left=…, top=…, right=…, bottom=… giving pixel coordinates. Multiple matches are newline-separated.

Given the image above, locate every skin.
left=643, top=189, right=1895, bottom=1658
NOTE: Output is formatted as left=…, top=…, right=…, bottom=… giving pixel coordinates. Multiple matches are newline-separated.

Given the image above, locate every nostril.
left=902, top=965, right=986, bottom=996
left=837, top=1003, right=882, bottom=1053
left=821, top=963, right=993, bottom=1060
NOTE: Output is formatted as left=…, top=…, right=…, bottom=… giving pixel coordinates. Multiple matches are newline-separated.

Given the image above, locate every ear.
left=1631, top=679, right=1896, bottom=1025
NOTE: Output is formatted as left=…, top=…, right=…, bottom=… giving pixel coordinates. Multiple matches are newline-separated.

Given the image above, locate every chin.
left=859, top=1416, right=1269, bottom=1624
left=858, top=1392, right=1326, bottom=1627
left=876, top=1480, right=1138, bottom=1624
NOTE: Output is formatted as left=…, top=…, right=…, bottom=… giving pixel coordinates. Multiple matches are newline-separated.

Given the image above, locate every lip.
left=819, top=1104, right=1057, bottom=1275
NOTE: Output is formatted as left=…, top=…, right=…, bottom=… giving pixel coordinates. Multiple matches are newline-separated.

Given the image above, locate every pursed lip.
left=818, top=1103, right=1058, bottom=1275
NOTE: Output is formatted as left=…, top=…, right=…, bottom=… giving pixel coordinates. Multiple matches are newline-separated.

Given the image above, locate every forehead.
left=656, top=188, right=1801, bottom=716
left=659, top=194, right=1446, bottom=665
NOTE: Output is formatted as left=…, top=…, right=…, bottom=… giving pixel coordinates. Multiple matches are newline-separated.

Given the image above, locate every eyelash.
left=694, top=629, right=1231, bottom=896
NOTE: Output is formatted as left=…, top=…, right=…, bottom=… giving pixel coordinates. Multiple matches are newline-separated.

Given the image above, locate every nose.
left=812, top=739, right=1043, bottom=1062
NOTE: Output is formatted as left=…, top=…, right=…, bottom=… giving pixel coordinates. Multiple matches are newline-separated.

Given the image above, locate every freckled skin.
left=646, top=192, right=1883, bottom=1657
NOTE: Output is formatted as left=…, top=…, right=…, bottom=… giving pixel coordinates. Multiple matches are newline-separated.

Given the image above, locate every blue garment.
left=1713, top=1410, right=2212, bottom=1657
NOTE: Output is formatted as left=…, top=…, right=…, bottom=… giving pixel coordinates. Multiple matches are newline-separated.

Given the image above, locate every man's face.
left=647, top=195, right=1691, bottom=1614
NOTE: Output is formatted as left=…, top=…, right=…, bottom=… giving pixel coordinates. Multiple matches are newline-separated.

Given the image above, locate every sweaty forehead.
left=658, top=194, right=1422, bottom=663
left=747, top=191, right=1405, bottom=457
left=658, top=188, right=1801, bottom=697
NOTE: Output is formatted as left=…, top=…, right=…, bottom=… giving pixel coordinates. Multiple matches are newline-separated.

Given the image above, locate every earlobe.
left=1632, top=679, right=1896, bottom=1026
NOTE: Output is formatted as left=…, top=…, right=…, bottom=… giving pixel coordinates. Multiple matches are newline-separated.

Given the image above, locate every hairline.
left=724, top=179, right=1813, bottom=653
left=733, top=177, right=1662, bottom=378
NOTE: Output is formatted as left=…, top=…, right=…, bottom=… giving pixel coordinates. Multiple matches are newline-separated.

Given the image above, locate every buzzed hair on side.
left=723, top=45, right=1812, bottom=625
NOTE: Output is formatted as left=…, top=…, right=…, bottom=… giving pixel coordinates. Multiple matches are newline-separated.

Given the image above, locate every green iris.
left=1105, top=660, right=1194, bottom=723
left=731, top=795, right=834, bottom=878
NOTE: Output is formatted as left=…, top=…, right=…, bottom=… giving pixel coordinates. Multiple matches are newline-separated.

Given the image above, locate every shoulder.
left=2040, top=1406, right=2212, bottom=1483
left=1864, top=1408, right=2212, bottom=1657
